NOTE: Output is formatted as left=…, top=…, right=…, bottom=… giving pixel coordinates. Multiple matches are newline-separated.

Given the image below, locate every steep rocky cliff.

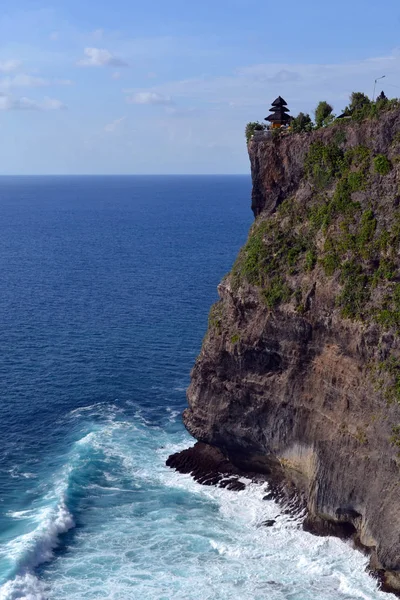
left=169, top=106, right=400, bottom=593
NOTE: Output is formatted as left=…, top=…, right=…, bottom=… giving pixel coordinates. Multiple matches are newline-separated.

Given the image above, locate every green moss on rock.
left=374, top=154, right=392, bottom=175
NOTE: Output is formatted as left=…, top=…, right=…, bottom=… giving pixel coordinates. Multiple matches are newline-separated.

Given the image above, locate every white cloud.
left=268, top=69, right=302, bottom=84
left=77, top=47, right=127, bottom=67
left=112, top=71, right=121, bottom=80
left=42, top=96, right=66, bottom=110
left=0, top=95, right=31, bottom=110
left=0, top=74, right=48, bottom=90
left=126, top=91, right=173, bottom=105
left=0, top=60, right=22, bottom=73
left=0, top=75, right=74, bottom=91
left=0, top=93, right=66, bottom=111
left=104, top=116, right=126, bottom=132
left=142, top=50, right=400, bottom=115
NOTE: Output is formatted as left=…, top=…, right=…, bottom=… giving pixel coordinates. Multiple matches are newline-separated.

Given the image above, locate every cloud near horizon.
left=126, top=91, right=173, bottom=105
left=0, top=93, right=66, bottom=111
left=77, top=47, right=128, bottom=68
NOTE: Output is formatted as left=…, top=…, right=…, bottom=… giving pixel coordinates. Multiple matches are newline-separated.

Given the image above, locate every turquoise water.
left=0, top=176, right=386, bottom=599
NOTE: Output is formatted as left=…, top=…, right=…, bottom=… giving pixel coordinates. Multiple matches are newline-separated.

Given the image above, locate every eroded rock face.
left=250, top=109, right=400, bottom=217
left=169, top=108, right=400, bottom=594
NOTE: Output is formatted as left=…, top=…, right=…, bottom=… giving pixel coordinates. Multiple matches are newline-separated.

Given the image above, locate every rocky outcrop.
left=168, top=106, right=400, bottom=594
left=166, top=442, right=247, bottom=491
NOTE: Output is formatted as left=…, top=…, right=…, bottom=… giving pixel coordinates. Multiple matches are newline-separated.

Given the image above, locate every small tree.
left=348, top=92, right=371, bottom=113
left=314, top=101, right=334, bottom=128
left=291, top=112, right=313, bottom=133
left=342, top=92, right=372, bottom=121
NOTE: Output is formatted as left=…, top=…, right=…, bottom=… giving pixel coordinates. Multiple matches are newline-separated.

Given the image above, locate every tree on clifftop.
left=348, top=92, right=371, bottom=113
left=291, top=112, right=313, bottom=133
left=315, top=101, right=334, bottom=128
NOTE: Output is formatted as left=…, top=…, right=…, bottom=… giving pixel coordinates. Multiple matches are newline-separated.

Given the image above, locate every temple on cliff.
left=265, top=96, right=292, bottom=129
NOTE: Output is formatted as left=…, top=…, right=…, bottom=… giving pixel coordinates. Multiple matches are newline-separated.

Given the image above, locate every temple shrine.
left=265, top=96, right=292, bottom=129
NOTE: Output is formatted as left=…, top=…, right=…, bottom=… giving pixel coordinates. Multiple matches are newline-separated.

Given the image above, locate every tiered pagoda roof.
left=271, top=96, right=288, bottom=107
left=265, top=96, right=292, bottom=125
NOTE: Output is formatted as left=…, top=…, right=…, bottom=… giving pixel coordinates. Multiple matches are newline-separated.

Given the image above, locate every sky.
left=0, top=0, right=400, bottom=175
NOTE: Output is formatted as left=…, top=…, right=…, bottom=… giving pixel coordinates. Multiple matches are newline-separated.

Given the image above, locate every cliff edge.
left=170, top=106, right=400, bottom=593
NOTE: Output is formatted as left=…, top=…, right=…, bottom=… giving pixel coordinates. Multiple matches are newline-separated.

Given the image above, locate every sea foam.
left=0, top=500, right=74, bottom=600
left=0, top=408, right=389, bottom=600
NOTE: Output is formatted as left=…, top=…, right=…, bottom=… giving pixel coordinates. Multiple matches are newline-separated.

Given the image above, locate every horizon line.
left=0, top=173, right=250, bottom=177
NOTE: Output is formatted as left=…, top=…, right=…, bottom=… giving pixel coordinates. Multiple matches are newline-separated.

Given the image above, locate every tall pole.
left=373, top=75, right=386, bottom=101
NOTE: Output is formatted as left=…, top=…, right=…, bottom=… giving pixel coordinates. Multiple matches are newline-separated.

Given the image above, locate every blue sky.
left=0, top=0, right=400, bottom=174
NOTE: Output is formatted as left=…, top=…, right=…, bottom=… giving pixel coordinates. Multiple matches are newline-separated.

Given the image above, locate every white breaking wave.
left=0, top=414, right=135, bottom=600
left=0, top=573, right=49, bottom=600
left=0, top=408, right=389, bottom=600
left=0, top=500, right=74, bottom=600
left=0, top=430, right=92, bottom=600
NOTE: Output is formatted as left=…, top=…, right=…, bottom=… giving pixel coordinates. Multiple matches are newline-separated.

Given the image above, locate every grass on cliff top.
left=231, top=137, right=399, bottom=323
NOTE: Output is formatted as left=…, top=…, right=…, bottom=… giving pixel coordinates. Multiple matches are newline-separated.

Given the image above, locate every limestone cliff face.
left=181, top=107, right=400, bottom=591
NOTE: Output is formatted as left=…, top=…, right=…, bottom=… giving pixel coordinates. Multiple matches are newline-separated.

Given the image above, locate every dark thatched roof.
left=265, top=109, right=292, bottom=123
left=269, top=105, right=290, bottom=113
left=264, top=95, right=291, bottom=123
left=271, top=96, right=288, bottom=107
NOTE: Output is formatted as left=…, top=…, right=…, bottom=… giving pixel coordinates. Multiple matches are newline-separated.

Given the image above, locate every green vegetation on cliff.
left=245, top=92, right=400, bottom=141
left=233, top=129, right=400, bottom=322
left=374, top=154, right=392, bottom=175
left=234, top=115, right=400, bottom=333
left=223, top=106, right=400, bottom=414
left=245, top=121, right=267, bottom=142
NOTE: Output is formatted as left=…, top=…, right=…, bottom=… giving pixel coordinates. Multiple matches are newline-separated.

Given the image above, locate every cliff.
left=168, top=106, right=400, bottom=593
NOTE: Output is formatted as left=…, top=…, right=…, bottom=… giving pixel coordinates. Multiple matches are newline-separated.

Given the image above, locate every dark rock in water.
left=166, top=442, right=249, bottom=491
left=167, top=443, right=304, bottom=511
left=220, top=478, right=246, bottom=491
left=169, top=108, right=400, bottom=596
left=262, top=519, right=276, bottom=527
left=263, top=492, right=274, bottom=501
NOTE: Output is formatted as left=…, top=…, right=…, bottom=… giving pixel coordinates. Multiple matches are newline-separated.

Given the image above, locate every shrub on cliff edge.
left=291, top=112, right=313, bottom=133
left=245, top=122, right=266, bottom=142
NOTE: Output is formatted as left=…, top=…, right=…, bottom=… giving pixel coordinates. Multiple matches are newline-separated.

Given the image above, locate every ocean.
left=0, top=175, right=386, bottom=600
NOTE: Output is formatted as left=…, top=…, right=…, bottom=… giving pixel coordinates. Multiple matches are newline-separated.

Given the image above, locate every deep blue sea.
left=0, top=176, right=386, bottom=600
